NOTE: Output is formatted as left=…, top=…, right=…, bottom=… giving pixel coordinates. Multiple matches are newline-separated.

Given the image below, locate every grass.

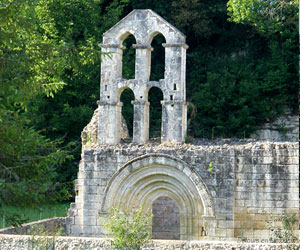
left=0, top=202, right=70, bottom=228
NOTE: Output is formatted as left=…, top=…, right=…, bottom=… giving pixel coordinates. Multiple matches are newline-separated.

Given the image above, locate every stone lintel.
left=162, top=43, right=189, bottom=49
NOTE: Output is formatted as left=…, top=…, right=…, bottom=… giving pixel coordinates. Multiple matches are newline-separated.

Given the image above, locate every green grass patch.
left=0, top=202, right=70, bottom=228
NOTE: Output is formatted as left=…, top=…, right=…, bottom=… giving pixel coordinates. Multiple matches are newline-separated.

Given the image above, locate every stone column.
left=161, top=43, right=188, bottom=143
left=132, top=100, right=149, bottom=144
left=161, top=100, right=187, bottom=143
left=97, top=101, right=123, bottom=145
left=97, top=43, right=125, bottom=145
left=163, top=43, right=188, bottom=100
left=133, top=44, right=152, bottom=81
left=99, top=43, right=123, bottom=80
left=98, top=43, right=124, bottom=101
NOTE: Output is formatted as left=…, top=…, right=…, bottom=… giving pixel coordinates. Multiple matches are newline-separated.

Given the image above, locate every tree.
left=227, top=0, right=298, bottom=114
left=27, top=0, right=130, bottom=187
left=0, top=0, right=73, bottom=225
left=227, top=0, right=298, bottom=37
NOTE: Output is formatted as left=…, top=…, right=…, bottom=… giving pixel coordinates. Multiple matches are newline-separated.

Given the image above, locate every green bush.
left=104, top=207, right=152, bottom=250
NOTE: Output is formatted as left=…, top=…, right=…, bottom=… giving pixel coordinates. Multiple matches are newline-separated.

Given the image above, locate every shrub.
left=104, top=207, right=152, bottom=250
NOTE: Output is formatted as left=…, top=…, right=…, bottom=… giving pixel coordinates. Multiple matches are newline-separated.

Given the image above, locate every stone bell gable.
left=98, top=9, right=188, bottom=145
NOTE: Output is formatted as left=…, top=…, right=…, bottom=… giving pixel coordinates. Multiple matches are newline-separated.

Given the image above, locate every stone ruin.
left=66, top=9, right=299, bottom=241
left=97, top=9, right=188, bottom=144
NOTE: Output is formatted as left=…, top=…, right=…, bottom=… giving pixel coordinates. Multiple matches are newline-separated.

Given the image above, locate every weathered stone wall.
left=66, top=141, right=299, bottom=241
left=251, top=114, right=299, bottom=142
left=0, top=218, right=66, bottom=235
left=0, top=234, right=298, bottom=250
left=81, top=107, right=129, bottom=148
left=233, top=144, right=299, bottom=239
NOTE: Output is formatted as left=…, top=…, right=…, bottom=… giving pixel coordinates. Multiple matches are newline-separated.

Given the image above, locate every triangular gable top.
left=102, top=9, right=186, bottom=43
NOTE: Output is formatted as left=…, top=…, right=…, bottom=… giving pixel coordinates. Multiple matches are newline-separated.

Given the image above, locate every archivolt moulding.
left=100, top=154, right=214, bottom=218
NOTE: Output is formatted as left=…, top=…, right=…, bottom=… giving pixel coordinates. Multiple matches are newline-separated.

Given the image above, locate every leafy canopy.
left=0, top=0, right=74, bottom=225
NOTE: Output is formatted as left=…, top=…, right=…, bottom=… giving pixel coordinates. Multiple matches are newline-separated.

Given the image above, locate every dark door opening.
left=152, top=196, right=180, bottom=240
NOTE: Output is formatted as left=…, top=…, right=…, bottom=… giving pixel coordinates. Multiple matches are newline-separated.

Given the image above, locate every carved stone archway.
left=99, top=154, right=214, bottom=240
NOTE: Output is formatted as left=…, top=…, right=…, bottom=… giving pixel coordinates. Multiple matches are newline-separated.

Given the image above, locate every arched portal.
left=100, top=154, right=214, bottom=240
left=152, top=196, right=180, bottom=240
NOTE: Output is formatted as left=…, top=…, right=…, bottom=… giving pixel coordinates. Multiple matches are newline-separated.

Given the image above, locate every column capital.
left=98, top=43, right=125, bottom=49
left=97, top=100, right=123, bottom=107
left=131, top=100, right=150, bottom=106
left=133, top=44, right=153, bottom=51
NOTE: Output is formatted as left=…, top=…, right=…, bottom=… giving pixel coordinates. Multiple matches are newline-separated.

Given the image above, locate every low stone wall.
left=0, top=217, right=66, bottom=235
left=0, top=234, right=298, bottom=250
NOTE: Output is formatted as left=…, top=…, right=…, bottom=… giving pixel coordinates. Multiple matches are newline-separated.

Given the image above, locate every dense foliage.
left=0, top=0, right=298, bottom=212
left=0, top=0, right=72, bottom=224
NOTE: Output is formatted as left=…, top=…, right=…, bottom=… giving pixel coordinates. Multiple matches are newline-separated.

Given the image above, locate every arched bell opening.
left=152, top=196, right=180, bottom=240
left=149, top=33, right=166, bottom=81
left=122, top=33, right=136, bottom=79
left=119, top=87, right=135, bottom=141
left=147, top=87, right=163, bottom=140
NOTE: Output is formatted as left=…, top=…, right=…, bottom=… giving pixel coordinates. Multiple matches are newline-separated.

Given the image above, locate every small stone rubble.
left=0, top=235, right=298, bottom=250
